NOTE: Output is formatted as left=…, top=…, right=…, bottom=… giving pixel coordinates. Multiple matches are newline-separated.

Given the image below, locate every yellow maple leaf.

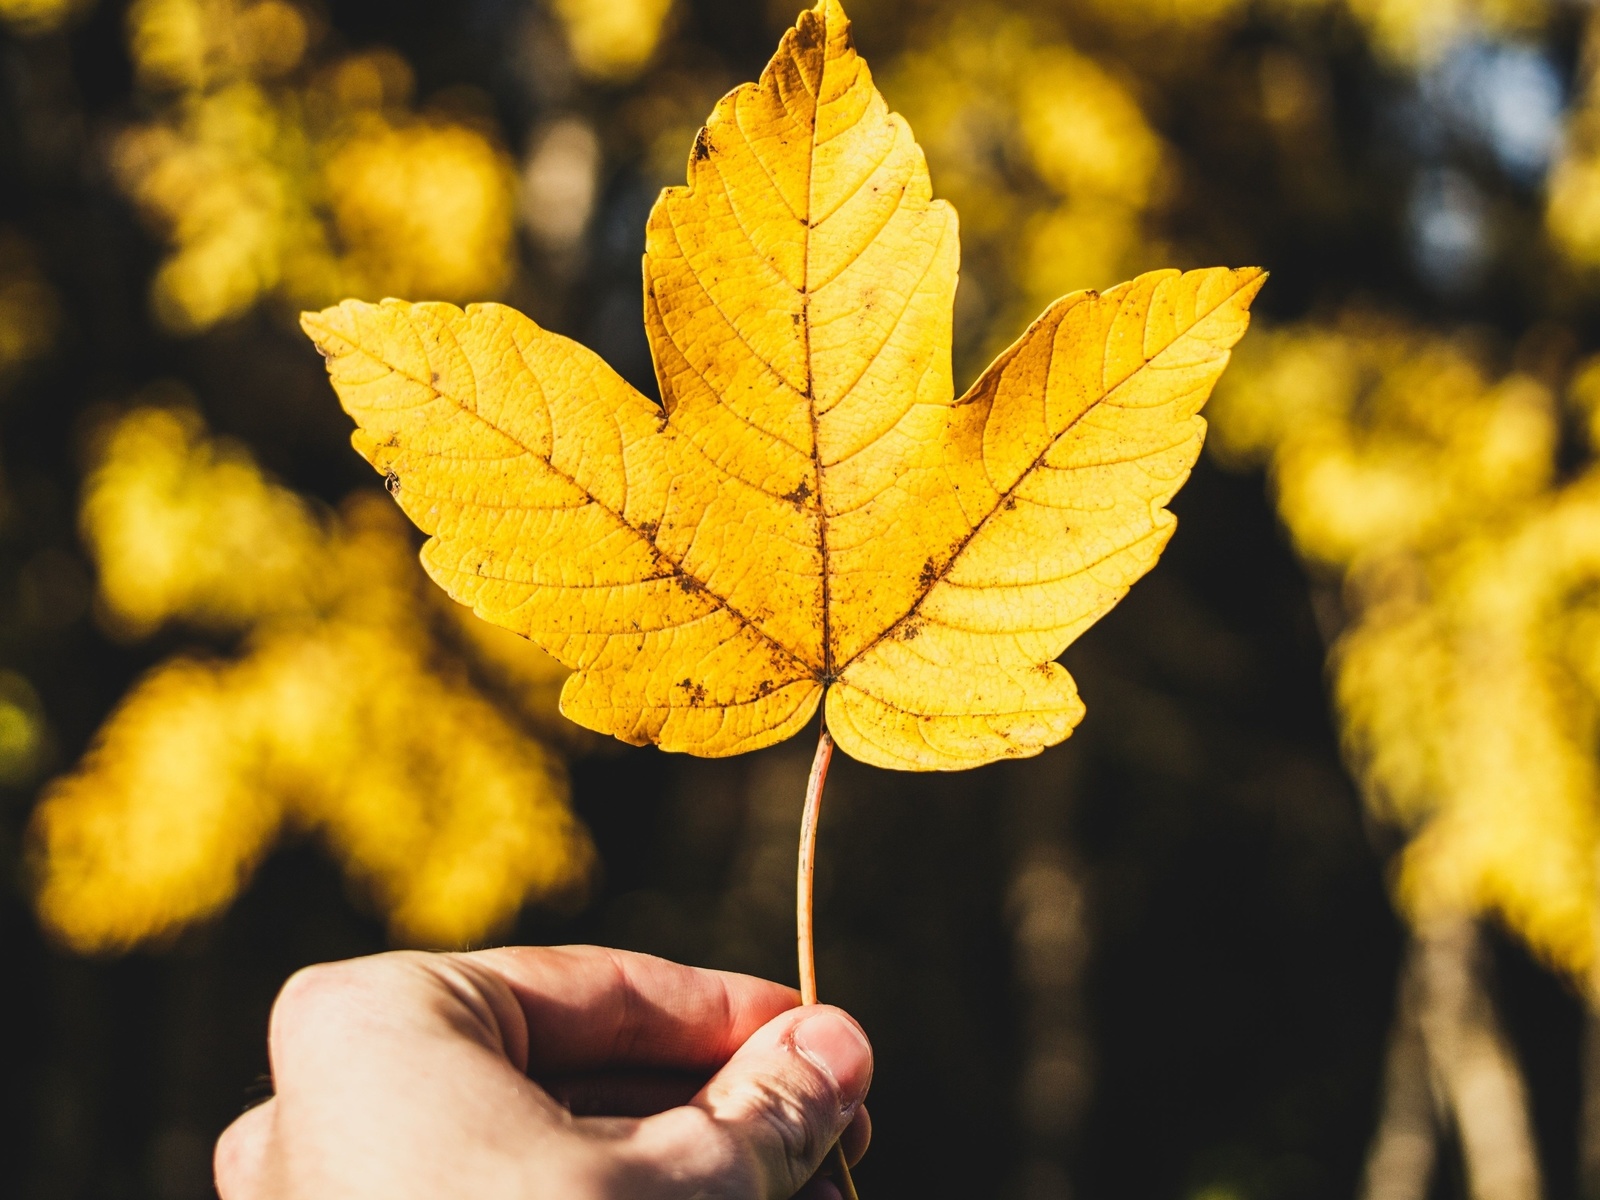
left=303, top=0, right=1262, bottom=772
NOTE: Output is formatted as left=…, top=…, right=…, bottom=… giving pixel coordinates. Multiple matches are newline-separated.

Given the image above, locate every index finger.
left=458, top=945, right=800, bottom=1075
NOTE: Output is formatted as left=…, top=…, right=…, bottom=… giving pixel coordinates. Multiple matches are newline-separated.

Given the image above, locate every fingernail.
left=791, top=1010, right=873, bottom=1110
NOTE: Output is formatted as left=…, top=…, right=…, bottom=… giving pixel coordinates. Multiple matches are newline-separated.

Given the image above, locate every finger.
left=543, top=1068, right=709, bottom=1116
left=621, top=1005, right=873, bottom=1200
left=549, top=1078, right=869, bottom=1139
left=460, top=945, right=799, bottom=1074
left=265, top=953, right=584, bottom=1196
left=268, top=952, right=541, bottom=1079
left=214, top=1099, right=275, bottom=1200
left=840, top=1104, right=871, bottom=1166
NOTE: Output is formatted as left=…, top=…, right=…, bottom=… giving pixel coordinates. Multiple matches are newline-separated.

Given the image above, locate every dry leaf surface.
left=304, top=0, right=1262, bottom=770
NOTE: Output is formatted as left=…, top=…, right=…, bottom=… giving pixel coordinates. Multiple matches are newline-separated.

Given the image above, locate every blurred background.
left=7, top=0, right=1600, bottom=1197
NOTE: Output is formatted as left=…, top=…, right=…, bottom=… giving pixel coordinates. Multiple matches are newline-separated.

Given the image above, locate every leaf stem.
left=798, top=723, right=833, bottom=1007
left=797, top=720, right=860, bottom=1200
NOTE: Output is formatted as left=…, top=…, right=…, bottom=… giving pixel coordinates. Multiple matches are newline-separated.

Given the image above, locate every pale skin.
left=214, top=946, right=873, bottom=1200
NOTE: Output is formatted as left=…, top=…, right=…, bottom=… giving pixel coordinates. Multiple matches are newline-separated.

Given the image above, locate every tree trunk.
left=1359, top=945, right=1438, bottom=1200
left=1005, top=754, right=1091, bottom=1200
left=1360, top=919, right=1542, bottom=1200
left=1577, top=1005, right=1600, bottom=1200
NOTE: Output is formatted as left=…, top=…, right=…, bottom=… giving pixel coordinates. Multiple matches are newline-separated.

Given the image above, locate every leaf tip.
left=299, top=308, right=340, bottom=359
left=1236, top=265, right=1269, bottom=298
left=799, top=0, right=852, bottom=45
left=298, top=300, right=362, bottom=353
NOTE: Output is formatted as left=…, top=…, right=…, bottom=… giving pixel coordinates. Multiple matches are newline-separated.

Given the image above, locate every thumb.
left=629, top=1005, right=873, bottom=1199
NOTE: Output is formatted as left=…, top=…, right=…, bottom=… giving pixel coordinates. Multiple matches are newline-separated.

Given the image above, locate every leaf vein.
left=384, top=309, right=820, bottom=678
left=661, top=203, right=810, bottom=416
left=835, top=272, right=1255, bottom=673
left=816, top=220, right=947, bottom=423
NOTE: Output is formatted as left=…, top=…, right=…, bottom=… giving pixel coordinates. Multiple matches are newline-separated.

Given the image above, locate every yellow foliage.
left=1549, top=17, right=1600, bottom=270
left=322, top=118, right=516, bottom=302
left=0, top=229, right=60, bottom=380
left=1342, top=0, right=1544, bottom=64
left=0, top=0, right=90, bottom=36
left=32, top=403, right=592, bottom=951
left=0, top=671, right=48, bottom=785
left=1549, top=154, right=1600, bottom=269
left=81, top=404, right=322, bottom=636
left=881, top=12, right=1173, bottom=355
left=35, top=657, right=287, bottom=951
left=1075, top=0, right=1251, bottom=32
left=998, top=0, right=1545, bottom=65
left=1213, top=318, right=1600, bottom=986
left=1210, top=318, right=1556, bottom=566
left=128, top=0, right=307, bottom=90
left=303, top=0, right=1262, bottom=772
left=113, top=0, right=515, bottom=332
left=441, top=601, right=592, bottom=748
left=553, top=0, right=676, bottom=81
left=1571, top=357, right=1600, bottom=454
left=1017, top=49, right=1165, bottom=206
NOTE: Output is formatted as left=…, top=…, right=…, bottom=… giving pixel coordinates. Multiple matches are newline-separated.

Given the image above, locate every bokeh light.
left=34, top=403, right=593, bottom=950
left=114, top=0, right=516, bottom=332
left=1213, top=318, right=1600, bottom=988
left=552, top=0, right=676, bottom=81
left=0, top=0, right=89, bottom=35
left=0, top=229, right=60, bottom=381
left=883, top=11, right=1172, bottom=367
left=20, top=0, right=1600, bottom=1192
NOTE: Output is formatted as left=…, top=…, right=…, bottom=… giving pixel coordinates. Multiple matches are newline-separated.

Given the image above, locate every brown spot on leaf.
left=384, top=470, right=401, bottom=494
left=780, top=480, right=812, bottom=509
left=674, top=569, right=703, bottom=595
left=639, top=519, right=659, bottom=542
left=678, top=678, right=709, bottom=705
left=899, top=620, right=923, bottom=642
left=430, top=371, right=440, bottom=386
left=918, top=556, right=939, bottom=587
left=1003, top=495, right=1017, bottom=511
left=692, top=129, right=712, bottom=162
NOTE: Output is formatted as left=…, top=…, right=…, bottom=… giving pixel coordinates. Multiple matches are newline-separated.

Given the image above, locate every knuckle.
left=270, top=961, right=354, bottom=1034
left=268, top=955, right=408, bottom=1052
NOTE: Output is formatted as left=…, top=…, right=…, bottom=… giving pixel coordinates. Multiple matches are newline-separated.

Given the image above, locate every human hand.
left=214, top=946, right=872, bottom=1200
